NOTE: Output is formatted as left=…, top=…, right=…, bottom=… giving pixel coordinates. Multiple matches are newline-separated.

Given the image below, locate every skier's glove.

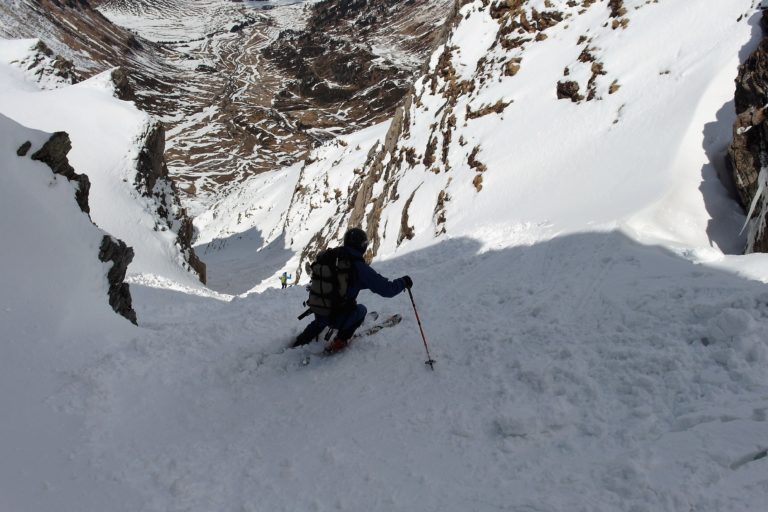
left=401, top=275, right=413, bottom=289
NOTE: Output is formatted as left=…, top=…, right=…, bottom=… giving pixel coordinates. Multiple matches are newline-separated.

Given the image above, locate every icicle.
left=739, top=166, right=767, bottom=235
left=741, top=167, right=768, bottom=252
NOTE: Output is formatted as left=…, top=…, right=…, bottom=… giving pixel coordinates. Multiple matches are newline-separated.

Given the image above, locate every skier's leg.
left=292, top=315, right=328, bottom=347
left=324, top=305, right=367, bottom=353
left=337, top=304, right=367, bottom=340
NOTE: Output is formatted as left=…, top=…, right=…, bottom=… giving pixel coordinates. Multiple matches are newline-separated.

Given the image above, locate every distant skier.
left=292, top=228, right=413, bottom=353
left=279, top=271, right=292, bottom=289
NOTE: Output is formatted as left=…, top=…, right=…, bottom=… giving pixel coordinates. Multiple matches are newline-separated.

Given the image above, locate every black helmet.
left=343, top=227, right=369, bottom=253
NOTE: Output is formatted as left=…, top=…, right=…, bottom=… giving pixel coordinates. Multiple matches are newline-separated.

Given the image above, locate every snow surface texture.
left=5, top=229, right=768, bottom=512
left=0, top=112, right=140, bottom=511
left=0, top=38, right=203, bottom=288
left=3, top=1, right=768, bottom=511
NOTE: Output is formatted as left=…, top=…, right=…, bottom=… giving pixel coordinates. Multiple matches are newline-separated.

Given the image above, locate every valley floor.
left=7, top=230, right=767, bottom=512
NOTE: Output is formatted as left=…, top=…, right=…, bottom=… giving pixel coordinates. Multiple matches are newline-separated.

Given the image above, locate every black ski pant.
left=294, top=304, right=367, bottom=346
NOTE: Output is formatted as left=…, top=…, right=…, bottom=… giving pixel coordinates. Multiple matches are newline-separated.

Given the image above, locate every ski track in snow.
left=42, top=232, right=768, bottom=512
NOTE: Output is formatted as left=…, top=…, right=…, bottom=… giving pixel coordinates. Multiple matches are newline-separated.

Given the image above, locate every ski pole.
left=407, top=288, right=436, bottom=371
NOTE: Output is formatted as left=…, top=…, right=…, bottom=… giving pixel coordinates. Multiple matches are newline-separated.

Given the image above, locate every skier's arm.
left=355, top=262, right=406, bottom=298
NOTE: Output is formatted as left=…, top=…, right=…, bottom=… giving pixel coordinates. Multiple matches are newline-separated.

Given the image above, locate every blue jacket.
left=342, top=247, right=406, bottom=300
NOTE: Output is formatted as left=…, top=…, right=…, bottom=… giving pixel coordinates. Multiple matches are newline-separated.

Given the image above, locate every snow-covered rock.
left=0, top=38, right=79, bottom=89
left=0, top=38, right=205, bottom=287
left=1, top=112, right=137, bottom=325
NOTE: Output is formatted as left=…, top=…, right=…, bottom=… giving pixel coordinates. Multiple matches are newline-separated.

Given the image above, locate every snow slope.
left=7, top=229, right=766, bottom=512
left=0, top=112, right=144, bottom=511
left=3, top=1, right=768, bottom=511
left=0, top=38, right=203, bottom=288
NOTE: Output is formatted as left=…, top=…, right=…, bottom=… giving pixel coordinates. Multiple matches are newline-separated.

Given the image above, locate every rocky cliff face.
left=729, top=10, right=768, bottom=253
left=17, top=132, right=138, bottom=324
left=135, top=121, right=207, bottom=283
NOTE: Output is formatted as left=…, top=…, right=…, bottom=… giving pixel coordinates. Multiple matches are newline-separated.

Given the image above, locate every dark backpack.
left=305, top=247, right=356, bottom=318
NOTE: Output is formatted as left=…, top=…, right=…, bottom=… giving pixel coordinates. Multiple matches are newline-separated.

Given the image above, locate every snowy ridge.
left=0, top=38, right=78, bottom=90
left=0, top=40, right=205, bottom=287
left=0, top=113, right=121, bottom=330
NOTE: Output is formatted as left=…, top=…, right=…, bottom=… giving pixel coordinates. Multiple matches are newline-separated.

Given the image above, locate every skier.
left=279, top=271, right=292, bottom=289
left=292, top=228, right=413, bottom=353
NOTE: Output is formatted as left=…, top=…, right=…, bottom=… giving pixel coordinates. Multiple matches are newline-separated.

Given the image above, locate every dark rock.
left=729, top=37, right=768, bottom=252
left=135, top=122, right=169, bottom=197
left=262, top=26, right=409, bottom=112
left=311, top=0, right=402, bottom=29
left=556, top=80, right=583, bottom=102
left=177, top=215, right=207, bottom=284
left=110, top=67, right=135, bottom=101
left=98, top=235, right=138, bottom=325
left=31, top=132, right=91, bottom=214
left=31, top=40, right=81, bottom=85
left=734, top=39, right=768, bottom=115
left=17, top=141, right=32, bottom=156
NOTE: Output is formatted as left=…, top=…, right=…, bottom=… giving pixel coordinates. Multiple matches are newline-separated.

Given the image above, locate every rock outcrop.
left=109, top=66, right=135, bottom=101
left=729, top=12, right=768, bottom=253
left=99, top=236, right=138, bottom=325
left=19, top=132, right=138, bottom=323
left=135, top=121, right=207, bottom=283
left=30, top=132, right=91, bottom=214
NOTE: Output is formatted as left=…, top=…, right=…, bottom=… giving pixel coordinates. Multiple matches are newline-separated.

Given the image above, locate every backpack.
left=304, top=247, right=356, bottom=318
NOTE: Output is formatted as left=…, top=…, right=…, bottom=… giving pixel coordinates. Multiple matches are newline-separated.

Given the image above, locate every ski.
left=302, top=313, right=403, bottom=363
left=350, top=313, right=401, bottom=339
